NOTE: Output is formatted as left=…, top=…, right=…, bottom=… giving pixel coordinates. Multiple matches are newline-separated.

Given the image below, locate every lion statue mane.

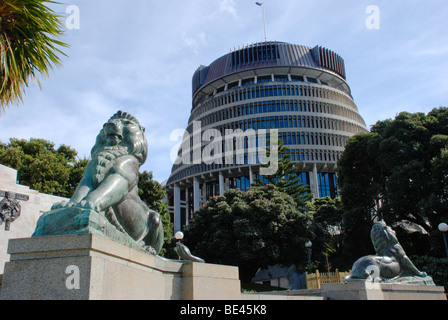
left=51, top=111, right=164, bottom=254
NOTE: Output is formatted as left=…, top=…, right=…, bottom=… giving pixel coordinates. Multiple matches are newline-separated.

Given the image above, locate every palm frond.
left=0, top=0, right=68, bottom=112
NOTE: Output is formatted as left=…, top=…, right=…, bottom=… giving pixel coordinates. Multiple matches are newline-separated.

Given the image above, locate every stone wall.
left=1, top=234, right=241, bottom=300
left=0, top=165, right=68, bottom=273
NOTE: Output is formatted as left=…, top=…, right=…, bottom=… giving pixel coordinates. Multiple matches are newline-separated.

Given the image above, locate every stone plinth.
left=0, top=234, right=240, bottom=300
left=322, top=282, right=447, bottom=300
left=183, top=262, right=241, bottom=300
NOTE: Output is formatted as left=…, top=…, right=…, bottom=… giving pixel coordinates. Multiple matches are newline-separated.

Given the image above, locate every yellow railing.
left=306, top=269, right=350, bottom=289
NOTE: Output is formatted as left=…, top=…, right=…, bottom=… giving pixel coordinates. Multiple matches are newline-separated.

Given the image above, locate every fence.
left=306, top=269, right=350, bottom=290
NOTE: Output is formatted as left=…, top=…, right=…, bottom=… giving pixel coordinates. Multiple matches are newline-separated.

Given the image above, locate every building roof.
left=252, top=265, right=296, bottom=282
left=192, top=42, right=347, bottom=98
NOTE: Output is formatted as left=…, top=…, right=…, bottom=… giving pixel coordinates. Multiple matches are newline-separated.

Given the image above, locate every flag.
left=255, top=2, right=263, bottom=6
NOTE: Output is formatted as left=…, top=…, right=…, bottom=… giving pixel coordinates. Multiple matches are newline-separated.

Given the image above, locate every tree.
left=308, top=197, right=343, bottom=231
left=0, top=0, right=68, bottom=110
left=0, top=138, right=87, bottom=197
left=255, top=139, right=312, bottom=205
left=183, top=185, right=313, bottom=282
left=338, top=107, right=448, bottom=258
left=307, top=197, right=347, bottom=270
left=138, top=171, right=173, bottom=257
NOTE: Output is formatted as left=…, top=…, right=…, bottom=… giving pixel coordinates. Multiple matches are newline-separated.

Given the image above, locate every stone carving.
left=32, top=111, right=164, bottom=254
left=0, top=191, right=28, bottom=231
left=343, top=221, right=435, bottom=286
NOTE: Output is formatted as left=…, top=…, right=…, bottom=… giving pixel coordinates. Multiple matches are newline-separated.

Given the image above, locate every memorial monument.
left=0, top=111, right=240, bottom=300
left=32, top=111, right=164, bottom=254
left=343, top=220, right=435, bottom=285
left=0, top=191, right=28, bottom=231
left=312, top=220, right=446, bottom=300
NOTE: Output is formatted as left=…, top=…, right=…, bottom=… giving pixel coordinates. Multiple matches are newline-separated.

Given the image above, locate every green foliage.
left=0, top=138, right=87, bottom=197
left=138, top=171, right=173, bottom=257
left=338, top=107, right=448, bottom=258
left=0, top=138, right=173, bottom=256
left=256, top=139, right=312, bottom=205
left=0, top=0, right=68, bottom=109
left=308, top=197, right=343, bottom=229
left=184, top=185, right=313, bottom=281
left=308, top=197, right=348, bottom=271
left=412, top=256, right=448, bottom=291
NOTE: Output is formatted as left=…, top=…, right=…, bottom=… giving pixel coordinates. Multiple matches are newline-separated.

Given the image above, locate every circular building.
left=166, top=42, right=368, bottom=231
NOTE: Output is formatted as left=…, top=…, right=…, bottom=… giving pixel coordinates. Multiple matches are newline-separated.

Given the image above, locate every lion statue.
left=343, top=221, right=433, bottom=285
left=49, top=111, right=164, bottom=254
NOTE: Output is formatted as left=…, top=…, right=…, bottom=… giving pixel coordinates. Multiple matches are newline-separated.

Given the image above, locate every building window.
left=275, top=75, right=289, bottom=82
left=228, top=81, right=239, bottom=90
left=258, top=75, right=272, bottom=83
left=242, top=78, right=255, bottom=86
left=206, top=181, right=220, bottom=199
left=318, top=172, right=338, bottom=198
left=230, top=44, right=279, bottom=67
left=291, top=75, right=304, bottom=82
left=229, top=176, right=251, bottom=192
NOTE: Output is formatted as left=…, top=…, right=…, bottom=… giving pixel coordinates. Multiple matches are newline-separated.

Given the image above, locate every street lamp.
left=175, top=231, right=184, bottom=241
left=438, top=223, right=448, bottom=258
left=305, top=241, right=313, bottom=272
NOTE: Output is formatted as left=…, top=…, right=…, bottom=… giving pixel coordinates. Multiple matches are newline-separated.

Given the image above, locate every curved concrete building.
left=166, top=42, right=368, bottom=230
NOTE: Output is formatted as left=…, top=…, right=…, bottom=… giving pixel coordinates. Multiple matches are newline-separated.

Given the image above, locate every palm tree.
left=0, top=0, right=68, bottom=111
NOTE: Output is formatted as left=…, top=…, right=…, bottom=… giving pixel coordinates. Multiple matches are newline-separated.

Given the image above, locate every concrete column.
left=249, top=166, right=254, bottom=186
left=184, top=188, right=190, bottom=225
left=219, top=171, right=225, bottom=195
left=193, top=177, right=200, bottom=212
left=174, top=183, right=181, bottom=232
left=309, top=163, right=320, bottom=199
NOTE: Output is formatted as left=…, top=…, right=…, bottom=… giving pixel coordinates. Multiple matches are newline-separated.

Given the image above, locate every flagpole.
left=256, top=2, right=268, bottom=42
left=262, top=4, right=267, bottom=42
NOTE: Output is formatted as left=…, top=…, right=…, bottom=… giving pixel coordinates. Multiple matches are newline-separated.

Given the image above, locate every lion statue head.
left=370, top=220, right=400, bottom=256
left=91, top=110, right=148, bottom=165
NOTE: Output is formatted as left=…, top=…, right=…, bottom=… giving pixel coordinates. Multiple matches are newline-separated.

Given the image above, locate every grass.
left=241, top=282, right=288, bottom=293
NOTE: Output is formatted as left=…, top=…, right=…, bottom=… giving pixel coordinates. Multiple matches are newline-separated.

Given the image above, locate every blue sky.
left=0, top=0, right=447, bottom=182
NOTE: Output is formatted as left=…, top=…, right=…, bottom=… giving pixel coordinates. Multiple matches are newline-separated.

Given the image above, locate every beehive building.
left=166, top=42, right=368, bottom=231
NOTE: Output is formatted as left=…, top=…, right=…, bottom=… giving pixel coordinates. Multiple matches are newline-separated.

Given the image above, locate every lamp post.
left=305, top=241, right=313, bottom=272
left=438, top=223, right=448, bottom=258
left=175, top=231, right=184, bottom=260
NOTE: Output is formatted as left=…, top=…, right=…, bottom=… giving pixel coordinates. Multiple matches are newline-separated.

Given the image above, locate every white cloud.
left=220, top=0, right=238, bottom=19
left=182, top=31, right=207, bottom=49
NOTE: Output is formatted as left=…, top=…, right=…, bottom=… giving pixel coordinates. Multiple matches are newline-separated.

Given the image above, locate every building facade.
left=166, top=42, right=368, bottom=231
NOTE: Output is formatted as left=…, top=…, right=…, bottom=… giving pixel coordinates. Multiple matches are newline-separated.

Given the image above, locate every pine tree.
left=255, top=139, right=312, bottom=205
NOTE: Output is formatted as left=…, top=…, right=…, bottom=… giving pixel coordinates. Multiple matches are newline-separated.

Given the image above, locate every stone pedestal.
left=0, top=164, right=69, bottom=274
left=0, top=234, right=240, bottom=300
left=322, top=282, right=447, bottom=300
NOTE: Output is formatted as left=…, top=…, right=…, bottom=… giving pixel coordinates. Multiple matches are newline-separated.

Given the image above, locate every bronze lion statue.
left=37, top=111, right=164, bottom=254
left=343, top=221, right=433, bottom=285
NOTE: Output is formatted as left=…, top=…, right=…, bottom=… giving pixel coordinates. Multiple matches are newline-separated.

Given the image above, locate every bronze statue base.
left=32, top=207, right=153, bottom=254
